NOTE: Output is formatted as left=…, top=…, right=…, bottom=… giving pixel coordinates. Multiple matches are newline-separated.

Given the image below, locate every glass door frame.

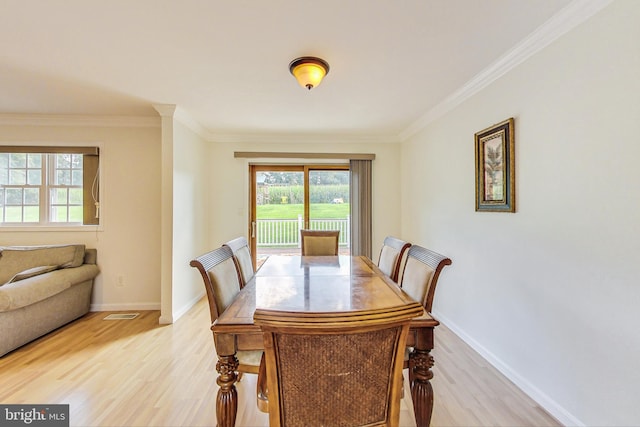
left=249, top=164, right=349, bottom=266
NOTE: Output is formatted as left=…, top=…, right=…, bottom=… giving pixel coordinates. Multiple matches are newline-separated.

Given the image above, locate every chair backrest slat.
left=377, top=236, right=411, bottom=283
left=400, top=245, right=452, bottom=312
left=189, top=246, right=242, bottom=322
left=223, top=236, right=255, bottom=287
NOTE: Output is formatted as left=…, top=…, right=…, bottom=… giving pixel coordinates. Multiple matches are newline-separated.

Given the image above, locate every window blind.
left=349, top=159, right=372, bottom=257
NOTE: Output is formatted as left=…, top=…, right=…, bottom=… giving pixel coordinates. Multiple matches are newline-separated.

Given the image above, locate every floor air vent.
left=103, top=313, right=140, bottom=320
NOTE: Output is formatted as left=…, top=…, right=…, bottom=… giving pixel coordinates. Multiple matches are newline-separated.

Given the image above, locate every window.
left=0, top=146, right=99, bottom=226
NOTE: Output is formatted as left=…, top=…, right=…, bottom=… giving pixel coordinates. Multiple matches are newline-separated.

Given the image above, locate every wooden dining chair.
left=254, top=308, right=413, bottom=427
left=377, top=236, right=411, bottom=283
left=300, top=229, right=340, bottom=256
left=399, top=244, right=452, bottom=383
left=189, top=246, right=266, bottom=405
left=223, top=236, right=255, bottom=288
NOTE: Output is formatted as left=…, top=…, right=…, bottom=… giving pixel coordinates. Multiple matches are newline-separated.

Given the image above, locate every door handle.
left=251, top=221, right=256, bottom=238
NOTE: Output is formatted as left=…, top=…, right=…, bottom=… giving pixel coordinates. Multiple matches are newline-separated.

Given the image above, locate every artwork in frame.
left=475, top=118, right=515, bottom=212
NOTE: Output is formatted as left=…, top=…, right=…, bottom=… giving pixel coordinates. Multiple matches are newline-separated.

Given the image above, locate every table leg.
left=409, top=325, right=436, bottom=427
left=410, top=348, right=435, bottom=427
left=215, top=354, right=239, bottom=427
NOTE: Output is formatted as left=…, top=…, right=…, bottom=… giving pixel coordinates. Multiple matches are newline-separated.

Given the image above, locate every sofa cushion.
left=0, top=245, right=85, bottom=284
left=7, top=265, right=60, bottom=284
left=0, top=264, right=99, bottom=312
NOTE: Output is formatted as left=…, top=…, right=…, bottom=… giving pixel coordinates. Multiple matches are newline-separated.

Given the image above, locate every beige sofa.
left=0, top=244, right=99, bottom=356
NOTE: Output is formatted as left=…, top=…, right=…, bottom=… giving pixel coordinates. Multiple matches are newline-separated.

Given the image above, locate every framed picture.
left=475, top=118, right=515, bottom=212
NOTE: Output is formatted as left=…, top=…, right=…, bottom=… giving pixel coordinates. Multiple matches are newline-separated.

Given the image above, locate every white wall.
left=207, top=141, right=402, bottom=255
left=400, top=2, right=640, bottom=426
left=0, top=122, right=162, bottom=311
left=171, top=120, right=211, bottom=319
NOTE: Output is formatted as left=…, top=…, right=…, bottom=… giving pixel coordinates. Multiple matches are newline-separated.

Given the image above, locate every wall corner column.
left=154, top=104, right=177, bottom=324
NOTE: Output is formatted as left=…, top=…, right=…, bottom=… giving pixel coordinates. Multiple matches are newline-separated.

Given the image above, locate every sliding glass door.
left=308, top=168, right=350, bottom=247
left=250, top=165, right=350, bottom=265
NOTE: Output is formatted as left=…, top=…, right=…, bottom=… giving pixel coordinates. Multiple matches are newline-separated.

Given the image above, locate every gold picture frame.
left=475, top=118, right=515, bottom=212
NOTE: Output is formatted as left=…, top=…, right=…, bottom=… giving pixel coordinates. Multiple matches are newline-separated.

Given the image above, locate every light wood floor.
left=0, top=298, right=561, bottom=427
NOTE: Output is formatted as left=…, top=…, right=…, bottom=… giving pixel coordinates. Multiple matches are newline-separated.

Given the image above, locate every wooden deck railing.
left=256, top=215, right=350, bottom=247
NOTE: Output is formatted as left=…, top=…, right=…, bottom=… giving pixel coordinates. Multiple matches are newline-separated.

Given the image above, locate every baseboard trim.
left=172, top=292, right=205, bottom=322
left=432, top=310, right=584, bottom=427
left=90, top=293, right=204, bottom=324
left=90, top=302, right=161, bottom=312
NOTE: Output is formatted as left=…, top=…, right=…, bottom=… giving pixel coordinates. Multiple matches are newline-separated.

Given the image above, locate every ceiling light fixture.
left=289, top=56, right=330, bottom=90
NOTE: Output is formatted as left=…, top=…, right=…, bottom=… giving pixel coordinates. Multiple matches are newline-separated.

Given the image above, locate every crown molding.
left=234, top=151, right=375, bottom=160
left=398, top=0, right=614, bottom=141
left=207, top=131, right=401, bottom=145
left=152, top=104, right=176, bottom=117
left=0, top=113, right=159, bottom=128
left=173, top=107, right=211, bottom=141
left=151, top=104, right=219, bottom=142
left=0, top=111, right=397, bottom=145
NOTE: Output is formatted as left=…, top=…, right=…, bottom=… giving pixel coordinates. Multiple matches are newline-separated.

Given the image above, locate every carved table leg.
left=410, top=348, right=435, bottom=427
left=215, top=354, right=239, bottom=427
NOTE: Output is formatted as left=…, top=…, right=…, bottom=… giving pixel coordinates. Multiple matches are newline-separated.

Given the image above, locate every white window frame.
left=0, top=144, right=102, bottom=231
left=47, top=153, right=84, bottom=224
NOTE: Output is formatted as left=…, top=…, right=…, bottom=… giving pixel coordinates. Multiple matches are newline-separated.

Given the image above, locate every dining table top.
left=213, top=255, right=433, bottom=334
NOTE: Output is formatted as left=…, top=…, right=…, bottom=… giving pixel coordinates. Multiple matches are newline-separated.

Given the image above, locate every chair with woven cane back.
left=377, top=236, right=412, bottom=283
left=189, top=246, right=267, bottom=408
left=300, top=229, right=340, bottom=256
left=254, top=305, right=416, bottom=427
left=400, top=244, right=452, bottom=384
left=223, top=236, right=255, bottom=288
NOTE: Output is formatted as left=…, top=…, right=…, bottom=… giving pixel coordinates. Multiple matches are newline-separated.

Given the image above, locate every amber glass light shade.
left=289, top=57, right=330, bottom=90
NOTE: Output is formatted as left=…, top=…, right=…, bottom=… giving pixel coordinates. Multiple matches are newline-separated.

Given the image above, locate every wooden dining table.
left=211, top=255, right=440, bottom=427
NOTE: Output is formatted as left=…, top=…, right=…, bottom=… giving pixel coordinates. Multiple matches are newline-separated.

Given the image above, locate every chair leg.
left=256, top=353, right=269, bottom=413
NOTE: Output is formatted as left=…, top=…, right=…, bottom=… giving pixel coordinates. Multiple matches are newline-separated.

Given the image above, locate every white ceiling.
left=0, top=0, right=581, bottom=142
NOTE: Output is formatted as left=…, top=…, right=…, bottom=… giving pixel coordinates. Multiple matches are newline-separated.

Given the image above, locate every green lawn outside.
left=2, top=206, right=82, bottom=223
left=257, top=203, right=350, bottom=219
